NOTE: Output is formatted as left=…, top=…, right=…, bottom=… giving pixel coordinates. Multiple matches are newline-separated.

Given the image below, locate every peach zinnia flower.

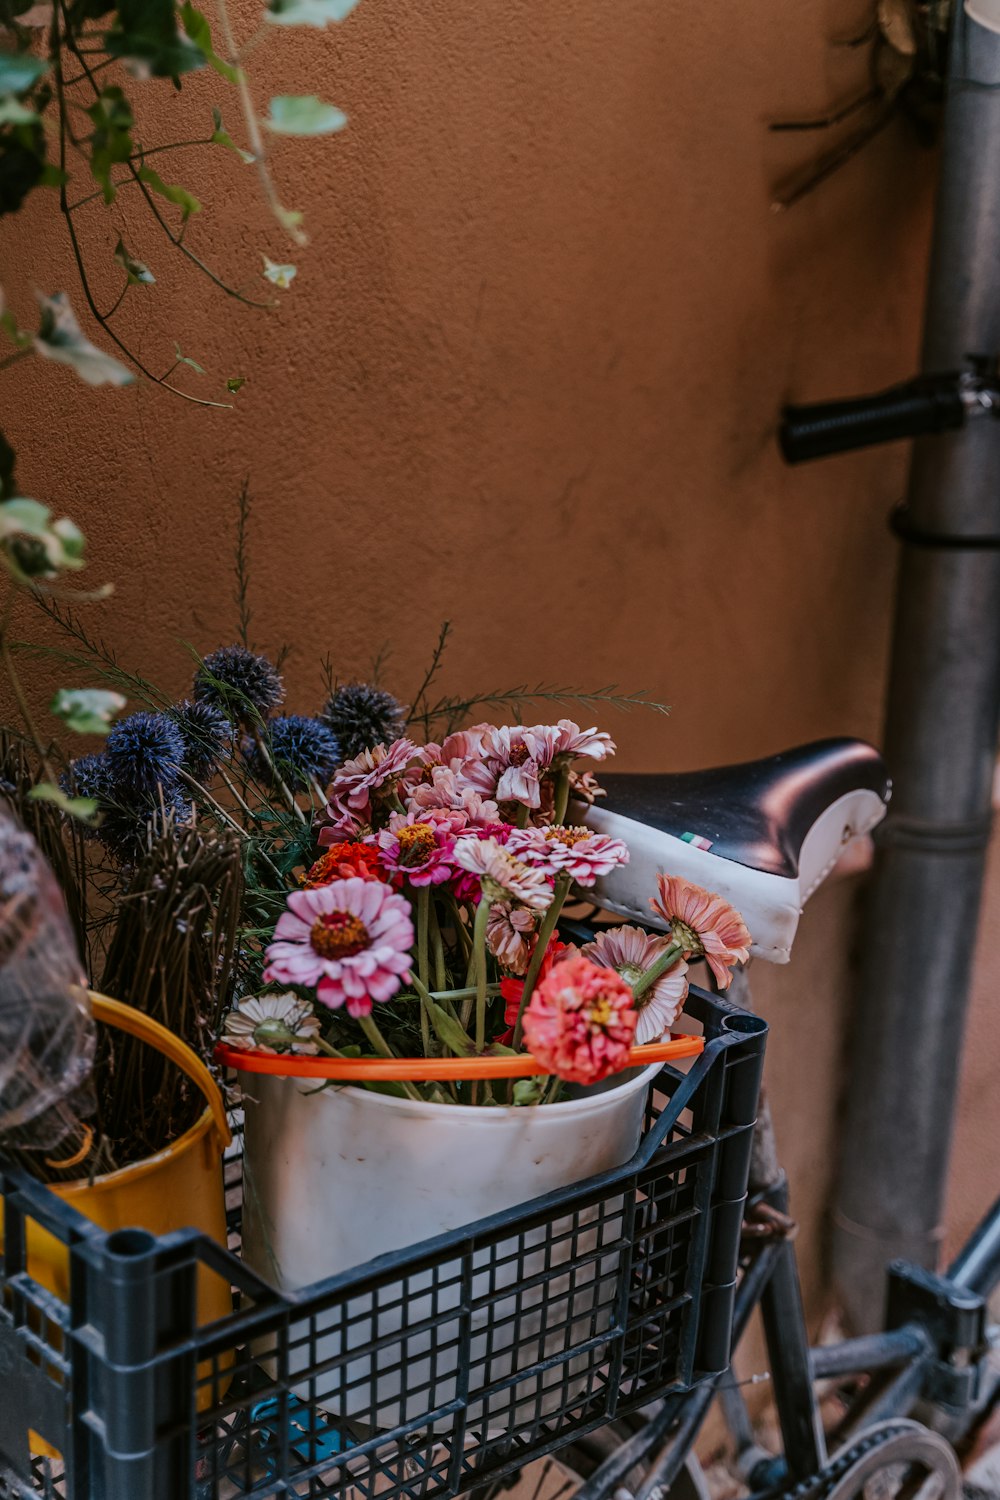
left=523, top=953, right=637, bottom=1085
left=582, top=925, right=689, bottom=1044
left=650, top=875, right=750, bottom=991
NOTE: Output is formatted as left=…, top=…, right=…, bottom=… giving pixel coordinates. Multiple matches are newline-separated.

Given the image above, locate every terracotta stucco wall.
left=2, top=1, right=994, bottom=1316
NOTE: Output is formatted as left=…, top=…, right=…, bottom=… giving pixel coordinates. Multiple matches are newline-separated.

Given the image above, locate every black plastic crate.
left=0, top=986, right=766, bottom=1500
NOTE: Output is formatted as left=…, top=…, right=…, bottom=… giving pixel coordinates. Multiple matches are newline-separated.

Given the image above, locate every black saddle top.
left=594, top=738, right=890, bottom=880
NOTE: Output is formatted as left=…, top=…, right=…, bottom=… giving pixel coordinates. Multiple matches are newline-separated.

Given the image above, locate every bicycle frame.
left=570, top=969, right=1000, bottom=1500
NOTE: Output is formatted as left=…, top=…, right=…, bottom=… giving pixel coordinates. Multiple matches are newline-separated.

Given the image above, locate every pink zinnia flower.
left=506, top=824, right=629, bottom=887
left=523, top=953, right=637, bottom=1085
left=582, top=925, right=689, bottom=1044
left=452, top=836, right=553, bottom=909
left=263, top=877, right=414, bottom=1017
left=461, top=725, right=558, bottom=810
left=321, top=738, right=417, bottom=836
left=377, top=813, right=456, bottom=887
left=406, top=766, right=501, bottom=826
left=650, top=875, right=751, bottom=991
left=551, top=720, right=616, bottom=763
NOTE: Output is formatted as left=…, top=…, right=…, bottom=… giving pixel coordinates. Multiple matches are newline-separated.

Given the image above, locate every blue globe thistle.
left=171, top=699, right=233, bottom=780
left=256, top=715, right=341, bottom=791
left=60, top=752, right=115, bottom=806
left=320, top=682, right=407, bottom=760
left=106, top=712, right=186, bottom=796
left=193, top=645, right=285, bottom=724
left=98, top=783, right=194, bottom=864
left=61, top=753, right=191, bottom=862
left=60, top=752, right=115, bottom=841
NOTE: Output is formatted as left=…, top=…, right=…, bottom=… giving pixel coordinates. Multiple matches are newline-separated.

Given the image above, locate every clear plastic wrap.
left=0, top=805, right=95, bottom=1153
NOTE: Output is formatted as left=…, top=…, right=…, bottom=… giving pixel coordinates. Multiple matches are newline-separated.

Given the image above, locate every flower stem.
left=553, top=766, right=571, bottom=826
left=429, top=897, right=447, bottom=990
left=416, top=886, right=430, bottom=989
left=408, top=971, right=436, bottom=1057
left=472, top=897, right=491, bottom=1054
left=357, top=1013, right=424, bottom=1102
left=511, top=872, right=572, bottom=1050
left=516, top=803, right=530, bottom=830
left=631, top=941, right=685, bottom=1003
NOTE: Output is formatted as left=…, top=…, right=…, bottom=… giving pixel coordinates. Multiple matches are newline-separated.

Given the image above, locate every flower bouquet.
left=210, top=711, right=751, bottom=1330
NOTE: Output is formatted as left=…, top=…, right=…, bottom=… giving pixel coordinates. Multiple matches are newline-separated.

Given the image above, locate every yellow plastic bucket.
left=1, top=993, right=232, bottom=1447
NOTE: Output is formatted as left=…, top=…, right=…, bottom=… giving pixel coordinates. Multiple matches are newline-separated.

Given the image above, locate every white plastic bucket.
left=241, top=1064, right=660, bottom=1428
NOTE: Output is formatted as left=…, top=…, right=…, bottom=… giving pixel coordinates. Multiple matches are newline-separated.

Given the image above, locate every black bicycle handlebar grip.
left=779, top=378, right=967, bottom=464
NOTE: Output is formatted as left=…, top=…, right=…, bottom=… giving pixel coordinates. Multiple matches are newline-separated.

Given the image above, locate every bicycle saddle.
left=580, top=738, right=891, bottom=963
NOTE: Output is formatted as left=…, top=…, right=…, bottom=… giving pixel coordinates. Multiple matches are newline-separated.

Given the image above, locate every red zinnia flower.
left=302, top=842, right=385, bottom=888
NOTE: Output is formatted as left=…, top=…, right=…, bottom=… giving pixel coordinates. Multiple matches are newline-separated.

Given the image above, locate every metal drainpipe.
left=831, top=7, right=1000, bottom=1332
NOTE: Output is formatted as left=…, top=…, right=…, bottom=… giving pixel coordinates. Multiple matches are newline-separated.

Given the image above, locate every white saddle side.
left=581, top=787, right=889, bottom=964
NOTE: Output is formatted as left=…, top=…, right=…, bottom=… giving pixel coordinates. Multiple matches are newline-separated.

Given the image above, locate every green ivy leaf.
left=210, top=106, right=254, bottom=163
left=37, top=164, right=69, bottom=189
left=33, top=292, right=134, bottom=386
left=0, top=125, right=45, bottom=216
left=0, top=496, right=87, bottom=577
left=105, top=0, right=206, bottom=78
left=264, top=94, right=347, bottom=136
left=114, top=236, right=155, bottom=285
left=0, top=97, right=38, bottom=125
left=138, top=163, right=201, bottom=217
left=226, top=376, right=246, bottom=393
left=86, top=86, right=134, bottom=204
left=261, top=253, right=296, bottom=289
left=174, top=342, right=205, bottom=375
left=266, top=0, right=362, bottom=23
left=180, top=4, right=239, bottom=83
left=27, top=782, right=99, bottom=824
left=0, top=49, right=47, bottom=95
left=50, top=687, right=126, bottom=736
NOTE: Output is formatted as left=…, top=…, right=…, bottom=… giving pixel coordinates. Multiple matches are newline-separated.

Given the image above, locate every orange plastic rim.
left=215, top=1034, right=704, bottom=1082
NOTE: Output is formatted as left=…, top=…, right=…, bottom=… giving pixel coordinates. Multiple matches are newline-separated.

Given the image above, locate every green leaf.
left=513, top=1077, right=546, bottom=1106
left=261, top=253, right=296, bottom=289
left=0, top=296, right=29, bottom=348
left=210, top=106, right=253, bottom=163
left=0, top=97, right=38, bottom=124
left=114, top=236, right=155, bottom=285
left=0, top=49, right=47, bottom=95
left=86, top=86, right=134, bottom=204
left=37, top=164, right=69, bottom=189
left=0, top=496, right=87, bottom=577
left=27, top=783, right=99, bottom=824
left=426, top=1001, right=475, bottom=1057
left=138, top=164, right=201, bottom=217
left=180, top=4, right=239, bottom=81
left=174, top=342, right=204, bottom=375
left=484, top=1042, right=520, bottom=1057
left=105, top=0, right=206, bottom=78
left=275, top=202, right=305, bottom=237
left=226, top=376, right=246, bottom=393
left=267, top=0, right=362, bottom=23
left=264, top=94, right=347, bottom=136
left=50, top=687, right=126, bottom=736
left=33, top=292, right=135, bottom=386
